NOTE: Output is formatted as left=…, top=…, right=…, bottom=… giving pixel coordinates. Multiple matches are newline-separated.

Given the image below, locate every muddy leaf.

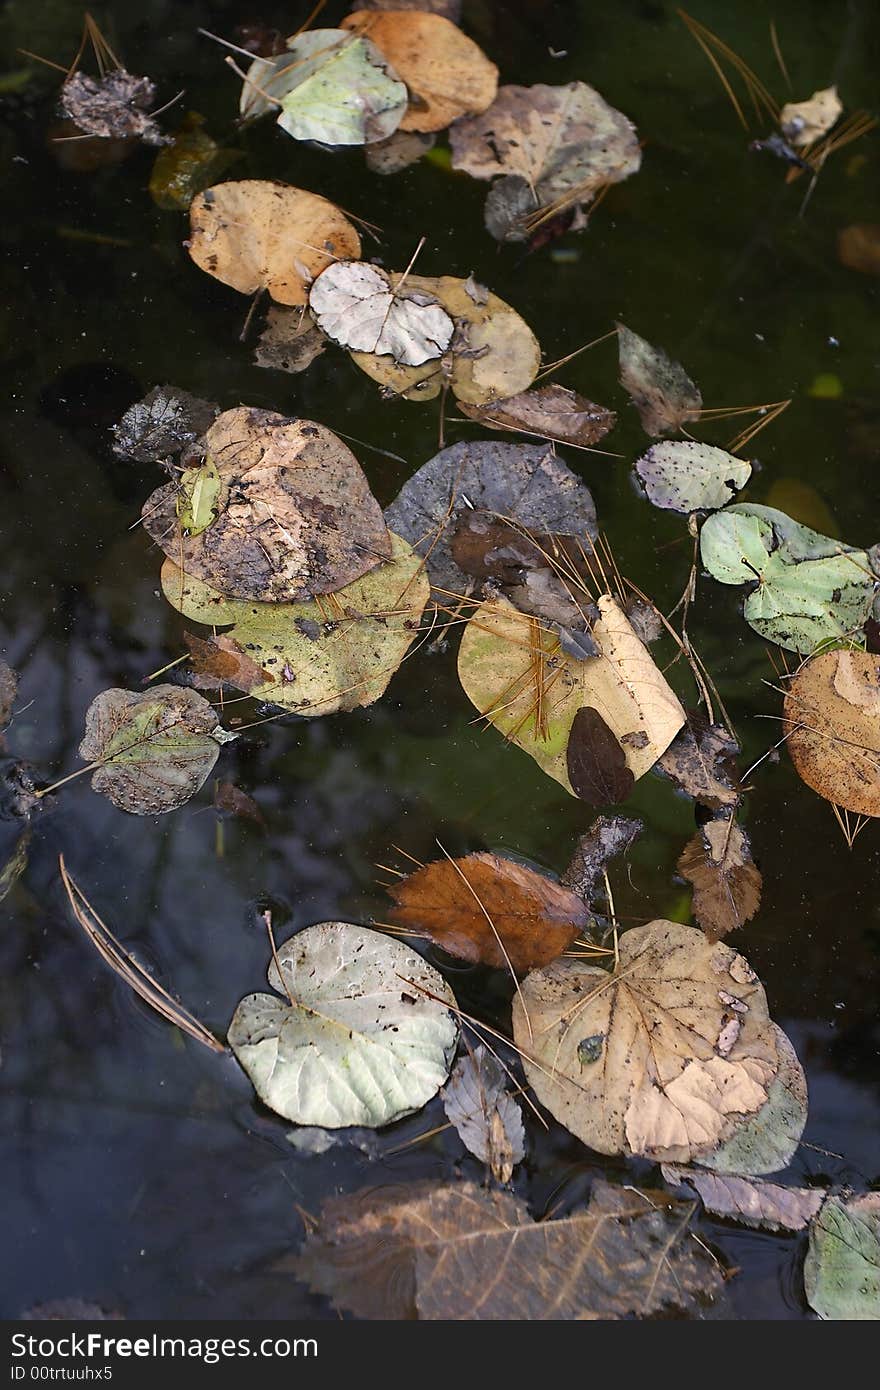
left=143, top=406, right=391, bottom=603
left=561, top=814, right=643, bottom=905
left=677, top=815, right=761, bottom=942
left=634, top=441, right=751, bottom=514
left=458, top=593, right=685, bottom=794
left=79, top=685, right=235, bottom=816
left=700, top=503, right=875, bottom=653
left=460, top=384, right=616, bottom=448
left=294, top=1177, right=722, bottom=1319
left=386, top=850, right=589, bottom=972
left=309, top=262, right=454, bottom=365
left=698, top=1024, right=807, bottom=1176
left=779, top=86, right=842, bottom=147
left=254, top=304, right=327, bottom=375
left=662, top=1167, right=824, bottom=1233
left=188, top=181, right=361, bottom=307
left=365, top=129, right=435, bottom=173
left=783, top=648, right=880, bottom=817
left=618, top=324, right=702, bottom=437
left=804, top=1193, right=880, bottom=1320
left=149, top=112, right=239, bottom=211
left=61, top=71, right=170, bottom=147
left=163, top=533, right=428, bottom=717
left=442, top=1046, right=525, bottom=1180
left=227, top=921, right=458, bottom=1127
left=111, top=385, right=218, bottom=465
left=213, top=781, right=265, bottom=829
left=838, top=223, right=880, bottom=277
left=341, top=11, right=497, bottom=133
left=0, top=660, right=18, bottom=732
left=658, top=711, right=741, bottom=810
left=512, top=920, right=782, bottom=1164
left=566, top=707, right=635, bottom=805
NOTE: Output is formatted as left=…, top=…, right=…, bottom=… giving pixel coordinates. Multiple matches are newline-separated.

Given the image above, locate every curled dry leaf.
left=143, top=407, right=391, bottom=602
left=111, top=384, right=218, bottom=464
left=460, top=384, right=616, bottom=449
left=162, top=533, right=428, bottom=717
left=561, top=814, right=644, bottom=906
left=61, top=71, right=169, bottom=147
left=309, top=262, right=454, bottom=366
left=779, top=86, right=842, bottom=147
left=79, top=685, right=235, bottom=816
left=341, top=11, right=498, bottom=132
left=617, top=323, right=702, bottom=437
left=294, top=1177, right=723, bottom=1319
left=386, top=851, right=590, bottom=973
left=657, top=710, right=741, bottom=811
left=442, top=1046, right=525, bottom=1181
left=783, top=648, right=880, bottom=817
left=662, top=1167, right=824, bottom=1234
left=227, top=922, right=459, bottom=1128
left=512, top=920, right=781, bottom=1164
left=804, top=1193, right=880, bottom=1321
left=634, top=441, right=752, bottom=514
left=254, top=306, right=327, bottom=375
left=677, top=815, right=761, bottom=942
left=697, top=1024, right=807, bottom=1176
left=566, top=706, right=635, bottom=805
left=188, top=181, right=361, bottom=307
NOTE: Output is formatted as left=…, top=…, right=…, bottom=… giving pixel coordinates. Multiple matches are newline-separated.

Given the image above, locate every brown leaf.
left=254, top=306, right=327, bottom=374
left=566, top=706, right=635, bottom=805
left=561, top=814, right=643, bottom=905
left=662, top=1166, right=825, bottom=1233
left=213, top=781, right=266, bottom=829
left=0, top=660, right=18, bottom=732
left=112, top=384, right=218, bottom=465
left=459, top=385, right=616, bottom=448
left=678, top=816, right=761, bottom=941
left=617, top=323, right=702, bottom=437
left=386, top=851, right=589, bottom=972
left=442, top=1047, right=525, bottom=1181
left=365, top=129, right=436, bottom=174
left=293, top=1178, right=723, bottom=1319
left=658, top=710, right=742, bottom=810
left=61, top=71, right=169, bottom=147
left=185, top=631, right=275, bottom=692
left=838, top=224, right=880, bottom=277
left=784, top=649, right=880, bottom=817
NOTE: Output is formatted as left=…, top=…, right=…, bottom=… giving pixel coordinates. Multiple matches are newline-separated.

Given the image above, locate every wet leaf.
left=188, top=181, right=361, bottom=307
left=657, top=711, right=741, bottom=810
left=162, top=533, right=428, bottom=717
left=0, top=660, right=18, bottom=731
left=365, top=128, right=435, bottom=174
left=386, top=850, right=589, bottom=972
left=111, top=385, right=218, bottom=465
left=460, top=384, right=616, bottom=448
left=254, top=305, right=327, bottom=375
left=353, top=0, right=461, bottom=18
left=294, top=1177, right=723, bottom=1319
left=0, top=825, right=30, bottom=904
left=149, top=112, right=239, bottom=211
left=561, top=814, right=644, bottom=905
left=617, top=323, right=702, bottom=437
left=442, top=1046, right=525, bottom=1180
left=566, top=706, right=635, bottom=805
left=512, top=920, right=782, bottom=1164
left=175, top=457, right=222, bottom=536
left=700, top=503, right=875, bottom=653
left=61, top=71, right=170, bottom=147
left=341, top=11, right=498, bottom=133
left=698, top=1024, right=807, bottom=1176
left=227, top=922, right=459, bottom=1127
left=309, top=262, right=454, bottom=365
left=213, top=781, right=265, bottom=829
left=677, top=815, right=761, bottom=942
left=779, top=86, right=842, bottom=147
left=143, top=406, right=391, bottom=603
left=838, top=224, right=880, bottom=276
left=804, top=1193, right=880, bottom=1320
left=783, top=648, right=880, bottom=817
left=662, top=1167, right=824, bottom=1233
left=184, top=631, right=273, bottom=693
left=79, top=685, right=235, bottom=816
left=634, top=441, right=751, bottom=514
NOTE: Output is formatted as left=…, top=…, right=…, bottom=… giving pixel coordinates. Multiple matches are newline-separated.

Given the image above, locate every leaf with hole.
left=634, top=441, right=751, bottom=514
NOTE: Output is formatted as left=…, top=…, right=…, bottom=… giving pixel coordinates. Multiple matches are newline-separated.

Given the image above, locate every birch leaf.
left=309, top=262, right=454, bottom=366
left=804, top=1194, right=880, bottom=1320
left=442, top=1047, right=525, bottom=1180
left=617, top=324, right=702, bottom=437
left=783, top=649, right=880, bottom=817
left=634, top=441, right=752, bottom=514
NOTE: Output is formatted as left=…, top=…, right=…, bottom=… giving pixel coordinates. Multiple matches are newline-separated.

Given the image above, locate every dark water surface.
left=1, top=0, right=879, bottom=1320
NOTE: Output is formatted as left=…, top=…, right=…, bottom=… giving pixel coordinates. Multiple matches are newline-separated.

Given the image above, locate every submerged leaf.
left=783, top=648, right=880, bottom=817
left=460, top=384, right=616, bottom=448
left=111, top=385, right=218, bottom=465
left=227, top=922, right=459, bottom=1127
left=442, top=1047, right=525, bottom=1180
left=254, top=305, right=327, bottom=374
left=677, top=815, right=761, bottom=941
left=561, top=814, right=644, bottom=906
left=804, top=1193, right=880, bottom=1320
left=634, top=441, right=751, bottom=514
left=566, top=706, right=635, bottom=805
left=617, top=324, right=702, bottom=437
left=149, top=112, right=239, bottom=211
left=662, top=1167, right=824, bottom=1233
left=838, top=223, right=880, bottom=277
left=0, top=660, right=18, bottom=732
left=309, top=262, right=454, bottom=365
left=365, top=128, right=435, bottom=173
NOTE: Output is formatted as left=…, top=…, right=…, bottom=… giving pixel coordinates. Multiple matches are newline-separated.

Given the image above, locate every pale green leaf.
left=804, top=1194, right=880, bottom=1320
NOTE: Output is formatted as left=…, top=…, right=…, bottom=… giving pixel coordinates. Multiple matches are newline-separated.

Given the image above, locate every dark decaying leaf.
left=624, top=593, right=665, bottom=645
left=21, top=1301, right=123, bottom=1321
left=442, top=1046, right=525, bottom=1181
left=254, top=305, right=328, bottom=374
left=0, top=825, right=30, bottom=904
left=460, top=385, right=616, bottom=448
left=293, top=1178, right=723, bottom=1319
left=561, top=814, right=644, bottom=905
left=0, top=660, right=18, bottom=732
left=365, top=129, right=436, bottom=174
left=658, top=709, right=741, bottom=810
left=184, top=631, right=274, bottom=693
left=386, top=851, right=589, bottom=973
left=213, top=781, right=266, bottom=829
left=662, top=1166, right=825, bottom=1234
left=61, top=71, right=171, bottom=147
left=677, top=815, right=761, bottom=941
left=149, top=113, right=240, bottom=211
left=112, top=385, right=218, bottom=464
left=566, top=706, right=636, bottom=805
left=617, top=323, right=702, bottom=437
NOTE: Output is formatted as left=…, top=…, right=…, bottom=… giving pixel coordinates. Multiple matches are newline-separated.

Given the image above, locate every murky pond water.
left=2, top=0, right=879, bottom=1320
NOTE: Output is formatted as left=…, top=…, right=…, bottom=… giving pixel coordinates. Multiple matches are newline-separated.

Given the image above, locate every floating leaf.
left=78, top=685, right=235, bottom=816
left=143, top=407, right=391, bottom=603
left=662, top=1167, right=824, bottom=1233
left=213, top=781, right=265, bottom=829
left=460, top=384, right=616, bottom=448
left=61, top=71, right=169, bottom=147
left=634, top=441, right=751, bottom=514
left=442, top=1047, right=525, bottom=1180
left=512, top=920, right=781, bottom=1164
left=387, top=851, right=589, bottom=972
left=618, top=323, right=702, bottom=437
left=188, top=181, right=361, bottom=306
left=111, top=384, right=218, bottom=465
left=254, top=305, right=327, bottom=374
left=341, top=10, right=498, bottom=132
left=566, top=706, right=635, bottom=805
left=698, top=1025, right=807, bottom=1176
left=783, top=648, right=880, bottom=817
left=227, top=922, right=459, bottom=1128
left=677, top=815, right=761, bottom=941
left=779, top=86, right=842, bottom=147
left=294, top=1177, right=722, bottom=1319
left=700, top=503, right=875, bottom=653
left=309, top=262, right=454, bottom=365
left=804, top=1194, right=880, bottom=1320
left=561, top=814, right=643, bottom=906
left=162, top=533, right=428, bottom=717
left=149, top=112, right=239, bottom=211
left=657, top=711, right=741, bottom=810
left=175, top=457, right=221, bottom=536
left=365, top=128, right=435, bottom=173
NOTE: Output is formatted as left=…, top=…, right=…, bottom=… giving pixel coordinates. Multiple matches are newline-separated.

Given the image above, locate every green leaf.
left=175, top=458, right=221, bottom=536
left=804, top=1194, right=880, bottom=1320
left=697, top=1025, right=807, bottom=1175
left=634, top=441, right=751, bottom=514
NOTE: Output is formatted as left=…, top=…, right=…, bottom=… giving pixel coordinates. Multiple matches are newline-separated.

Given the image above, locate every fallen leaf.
left=783, top=648, right=880, bottom=817
left=697, top=1024, right=807, bottom=1176
left=188, top=181, right=361, bottom=307
left=561, top=814, right=644, bottom=905
left=308, top=262, right=454, bottom=365
left=149, top=112, right=239, bottom=211
left=677, top=815, right=761, bottom=941
left=353, top=0, right=461, bottom=18
left=700, top=503, right=875, bottom=653
left=838, top=224, right=880, bottom=276
left=227, top=922, right=459, bottom=1127
left=254, top=305, right=327, bottom=374
left=111, top=385, right=218, bottom=464
left=286, top=1126, right=380, bottom=1158
left=804, top=1193, right=880, bottom=1320
left=442, top=1046, right=525, bottom=1180
left=386, top=851, right=590, bottom=972
left=662, top=1167, right=824, bottom=1233
left=21, top=1300, right=123, bottom=1322
left=779, top=86, right=842, bottom=147
left=618, top=323, right=702, bottom=437
left=657, top=710, right=741, bottom=810
left=0, top=825, right=30, bottom=904
left=566, top=706, right=635, bottom=805
left=341, top=11, right=498, bottom=132
left=0, top=660, right=18, bottom=731
left=460, top=384, right=616, bottom=448
left=79, top=685, right=235, bottom=816
left=143, top=406, right=391, bottom=602
left=162, top=533, right=428, bottom=716
left=175, top=457, right=222, bottom=536
left=512, top=920, right=781, bottom=1164
left=184, top=630, right=274, bottom=693
left=213, top=781, right=266, bottom=829
left=61, top=71, right=170, bottom=147
left=634, top=441, right=752, bottom=513
left=365, top=129, right=436, bottom=173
